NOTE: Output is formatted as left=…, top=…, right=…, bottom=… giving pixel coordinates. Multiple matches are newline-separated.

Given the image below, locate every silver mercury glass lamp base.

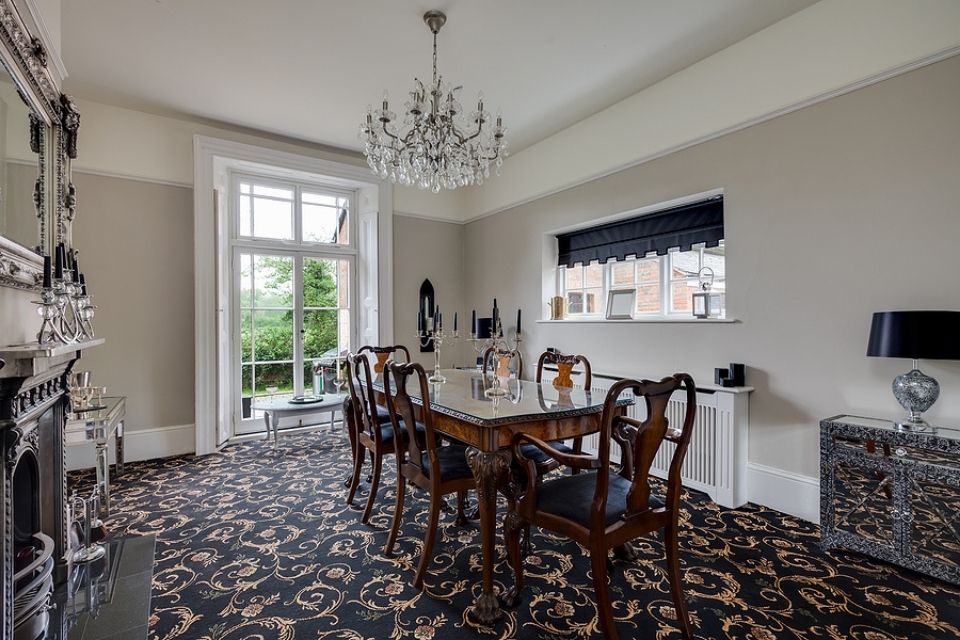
left=892, top=360, right=939, bottom=431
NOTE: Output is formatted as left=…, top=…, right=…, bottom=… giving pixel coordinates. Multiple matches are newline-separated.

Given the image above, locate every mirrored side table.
left=66, top=397, right=126, bottom=517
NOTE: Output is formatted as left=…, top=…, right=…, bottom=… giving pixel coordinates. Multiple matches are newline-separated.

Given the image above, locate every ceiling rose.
left=359, top=10, right=507, bottom=192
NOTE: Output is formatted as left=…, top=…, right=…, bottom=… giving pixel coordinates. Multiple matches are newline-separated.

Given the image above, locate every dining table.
left=370, top=367, right=630, bottom=625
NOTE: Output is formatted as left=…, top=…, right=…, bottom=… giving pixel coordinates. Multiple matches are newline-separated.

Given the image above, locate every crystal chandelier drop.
left=359, top=10, right=507, bottom=192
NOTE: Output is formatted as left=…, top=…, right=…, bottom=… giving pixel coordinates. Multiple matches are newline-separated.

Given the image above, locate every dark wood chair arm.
left=512, top=433, right=602, bottom=471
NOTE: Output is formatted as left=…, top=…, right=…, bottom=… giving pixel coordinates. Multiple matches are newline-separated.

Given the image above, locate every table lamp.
left=867, top=310, right=960, bottom=429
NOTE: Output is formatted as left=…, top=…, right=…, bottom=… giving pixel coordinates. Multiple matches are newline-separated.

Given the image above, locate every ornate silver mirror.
left=0, top=0, right=72, bottom=291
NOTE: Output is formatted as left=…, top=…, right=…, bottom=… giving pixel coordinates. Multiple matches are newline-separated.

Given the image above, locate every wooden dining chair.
left=344, top=351, right=423, bottom=523
left=382, top=361, right=477, bottom=588
left=481, top=346, right=523, bottom=380
left=535, top=350, right=593, bottom=469
left=504, top=374, right=697, bottom=640
left=358, top=344, right=411, bottom=374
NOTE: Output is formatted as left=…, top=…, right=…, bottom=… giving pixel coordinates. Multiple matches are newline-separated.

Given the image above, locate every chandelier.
left=359, top=10, right=507, bottom=192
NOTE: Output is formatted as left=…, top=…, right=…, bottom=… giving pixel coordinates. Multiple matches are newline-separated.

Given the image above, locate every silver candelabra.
left=33, top=268, right=96, bottom=346
left=469, top=315, right=522, bottom=398
left=417, top=325, right=459, bottom=384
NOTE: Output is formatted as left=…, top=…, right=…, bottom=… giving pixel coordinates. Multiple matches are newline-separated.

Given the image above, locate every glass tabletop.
left=370, top=368, right=628, bottom=427
left=65, top=396, right=125, bottom=443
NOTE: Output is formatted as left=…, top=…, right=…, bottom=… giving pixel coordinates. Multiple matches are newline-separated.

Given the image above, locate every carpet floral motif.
left=73, top=432, right=960, bottom=639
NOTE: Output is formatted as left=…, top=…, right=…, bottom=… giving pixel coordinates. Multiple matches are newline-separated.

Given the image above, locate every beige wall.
left=464, top=55, right=960, bottom=479
left=393, top=214, right=467, bottom=369
left=71, top=172, right=195, bottom=432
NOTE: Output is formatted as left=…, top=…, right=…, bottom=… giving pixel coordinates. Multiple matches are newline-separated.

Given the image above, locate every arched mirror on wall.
left=0, top=0, right=79, bottom=294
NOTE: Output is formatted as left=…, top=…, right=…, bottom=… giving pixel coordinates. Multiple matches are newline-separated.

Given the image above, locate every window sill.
left=536, top=317, right=738, bottom=324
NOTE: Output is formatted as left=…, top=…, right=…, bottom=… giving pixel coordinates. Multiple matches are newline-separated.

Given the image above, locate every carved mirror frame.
left=0, top=0, right=78, bottom=291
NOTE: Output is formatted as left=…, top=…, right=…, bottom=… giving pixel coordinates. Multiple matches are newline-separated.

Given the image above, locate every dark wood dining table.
left=370, top=367, right=630, bottom=625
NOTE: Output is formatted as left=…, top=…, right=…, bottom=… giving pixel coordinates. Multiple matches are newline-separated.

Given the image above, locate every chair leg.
left=361, top=450, right=382, bottom=524
left=346, top=442, right=365, bottom=506
left=455, top=490, right=469, bottom=526
left=383, top=469, right=406, bottom=556
left=571, top=437, right=583, bottom=475
left=591, top=546, right=618, bottom=640
left=366, top=447, right=375, bottom=484
left=413, top=492, right=442, bottom=589
left=502, top=511, right=525, bottom=608
left=664, top=523, right=692, bottom=639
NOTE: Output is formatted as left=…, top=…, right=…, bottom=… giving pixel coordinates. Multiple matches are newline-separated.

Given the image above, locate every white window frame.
left=229, top=171, right=359, bottom=434
left=557, top=242, right=725, bottom=320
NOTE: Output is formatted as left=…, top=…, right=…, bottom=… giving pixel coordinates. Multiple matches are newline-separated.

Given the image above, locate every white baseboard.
left=747, top=462, right=820, bottom=524
left=66, top=424, right=196, bottom=471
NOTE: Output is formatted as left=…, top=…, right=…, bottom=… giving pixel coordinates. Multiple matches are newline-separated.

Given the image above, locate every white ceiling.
left=62, top=0, right=817, bottom=154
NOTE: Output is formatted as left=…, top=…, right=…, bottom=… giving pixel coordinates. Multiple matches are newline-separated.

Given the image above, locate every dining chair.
left=344, top=351, right=423, bottom=523
left=481, top=346, right=523, bottom=380
left=504, top=374, right=697, bottom=640
left=382, top=361, right=477, bottom=588
left=535, top=350, right=593, bottom=470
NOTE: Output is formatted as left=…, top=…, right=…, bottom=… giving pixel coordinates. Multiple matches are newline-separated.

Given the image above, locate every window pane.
left=252, top=255, right=293, bottom=307
left=241, top=365, right=253, bottom=418
left=637, top=258, right=660, bottom=284
left=303, top=309, right=338, bottom=361
left=240, top=309, right=252, bottom=363
left=253, top=184, right=294, bottom=200
left=252, top=197, right=293, bottom=240
left=671, top=282, right=693, bottom=314
left=611, top=261, right=634, bottom=286
left=568, top=291, right=583, bottom=314
left=338, top=261, right=350, bottom=308
left=239, top=195, right=252, bottom=237
left=338, top=309, right=351, bottom=354
left=254, top=362, right=294, bottom=395
left=302, top=192, right=338, bottom=206
left=670, top=249, right=701, bottom=281
left=240, top=182, right=251, bottom=195
left=636, top=284, right=661, bottom=314
left=303, top=258, right=338, bottom=308
left=703, top=244, right=725, bottom=278
left=584, top=263, right=603, bottom=288
left=253, top=310, right=294, bottom=362
left=564, top=266, right=583, bottom=289
left=239, top=253, right=253, bottom=307
left=303, top=203, right=343, bottom=244
left=584, top=289, right=602, bottom=314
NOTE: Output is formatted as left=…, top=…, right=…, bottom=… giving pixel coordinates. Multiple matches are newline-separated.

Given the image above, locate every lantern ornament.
left=692, top=267, right=722, bottom=319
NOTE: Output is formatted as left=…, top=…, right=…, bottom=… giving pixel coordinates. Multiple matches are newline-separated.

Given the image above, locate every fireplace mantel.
left=0, top=339, right=104, bottom=380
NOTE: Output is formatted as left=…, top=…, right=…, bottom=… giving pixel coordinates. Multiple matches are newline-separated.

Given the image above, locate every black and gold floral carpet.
left=74, top=431, right=960, bottom=640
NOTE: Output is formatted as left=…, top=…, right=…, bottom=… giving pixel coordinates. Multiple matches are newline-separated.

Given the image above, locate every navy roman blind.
left=556, top=196, right=724, bottom=268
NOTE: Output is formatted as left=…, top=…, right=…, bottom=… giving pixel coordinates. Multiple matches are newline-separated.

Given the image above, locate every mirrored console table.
left=820, top=415, right=960, bottom=585
left=65, top=397, right=125, bottom=516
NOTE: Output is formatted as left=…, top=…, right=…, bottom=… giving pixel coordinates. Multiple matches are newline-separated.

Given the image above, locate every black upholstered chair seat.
left=375, top=404, right=393, bottom=423
left=421, top=445, right=474, bottom=481
left=536, top=471, right=664, bottom=528
left=378, top=421, right=426, bottom=445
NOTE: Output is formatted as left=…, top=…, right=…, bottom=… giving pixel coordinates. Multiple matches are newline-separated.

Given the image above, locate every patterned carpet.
left=73, top=430, right=960, bottom=640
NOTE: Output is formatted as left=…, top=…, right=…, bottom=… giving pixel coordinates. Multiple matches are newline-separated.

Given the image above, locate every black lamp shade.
left=867, top=311, right=960, bottom=360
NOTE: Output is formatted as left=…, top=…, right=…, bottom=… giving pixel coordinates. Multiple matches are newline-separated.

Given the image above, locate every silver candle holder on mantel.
left=417, top=306, right=459, bottom=384
left=33, top=244, right=96, bottom=346
left=468, top=301, right=522, bottom=399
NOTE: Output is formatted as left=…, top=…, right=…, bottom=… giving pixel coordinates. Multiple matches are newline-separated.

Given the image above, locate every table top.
left=821, top=414, right=960, bottom=444
left=370, top=368, right=630, bottom=427
left=66, top=396, right=125, bottom=444
left=250, top=393, right=345, bottom=412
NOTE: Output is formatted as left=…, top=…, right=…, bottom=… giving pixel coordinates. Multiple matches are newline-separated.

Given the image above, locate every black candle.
left=79, top=273, right=87, bottom=295
left=418, top=311, right=423, bottom=332
left=54, top=246, right=63, bottom=279
left=472, top=309, right=477, bottom=334
left=517, top=308, right=522, bottom=335
left=453, top=312, right=458, bottom=332
left=42, top=255, right=51, bottom=289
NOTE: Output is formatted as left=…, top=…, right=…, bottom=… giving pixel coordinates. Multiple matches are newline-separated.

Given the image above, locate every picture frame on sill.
left=606, top=289, right=636, bottom=320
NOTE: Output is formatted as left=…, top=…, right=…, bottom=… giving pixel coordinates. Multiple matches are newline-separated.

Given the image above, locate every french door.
left=233, top=248, right=354, bottom=434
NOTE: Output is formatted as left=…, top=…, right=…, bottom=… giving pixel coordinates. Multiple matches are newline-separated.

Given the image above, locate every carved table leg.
left=465, top=447, right=511, bottom=625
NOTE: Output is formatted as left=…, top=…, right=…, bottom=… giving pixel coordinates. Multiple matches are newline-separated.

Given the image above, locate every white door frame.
left=194, top=135, right=393, bottom=456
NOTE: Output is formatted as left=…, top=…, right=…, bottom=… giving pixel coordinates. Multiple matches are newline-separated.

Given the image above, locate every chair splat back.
left=536, top=351, right=592, bottom=389
left=358, top=344, right=411, bottom=374
left=346, top=352, right=379, bottom=439
left=481, top=346, right=523, bottom=380
left=383, top=361, right=438, bottom=469
left=596, top=374, right=696, bottom=517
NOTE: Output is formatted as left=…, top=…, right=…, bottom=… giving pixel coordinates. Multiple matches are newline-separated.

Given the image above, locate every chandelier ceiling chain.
left=359, top=10, right=507, bottom=192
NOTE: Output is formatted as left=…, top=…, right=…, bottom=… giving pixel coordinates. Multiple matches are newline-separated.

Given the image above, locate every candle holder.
left=33, top=268, right=96, bottom=345
left=417, top=325, right=459, bottom=383
left=469, top=316, right=522, bottom=398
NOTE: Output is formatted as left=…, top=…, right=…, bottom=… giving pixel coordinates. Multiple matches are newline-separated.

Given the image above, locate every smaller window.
left=563, top=263, right=603, bottom=316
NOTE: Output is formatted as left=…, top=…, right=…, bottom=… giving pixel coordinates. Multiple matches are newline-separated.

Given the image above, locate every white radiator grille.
left=574, top=375, right=748, bottom=508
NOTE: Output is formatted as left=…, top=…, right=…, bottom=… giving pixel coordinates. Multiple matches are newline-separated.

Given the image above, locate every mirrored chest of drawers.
left=820, top=415, right=960, bottom=585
